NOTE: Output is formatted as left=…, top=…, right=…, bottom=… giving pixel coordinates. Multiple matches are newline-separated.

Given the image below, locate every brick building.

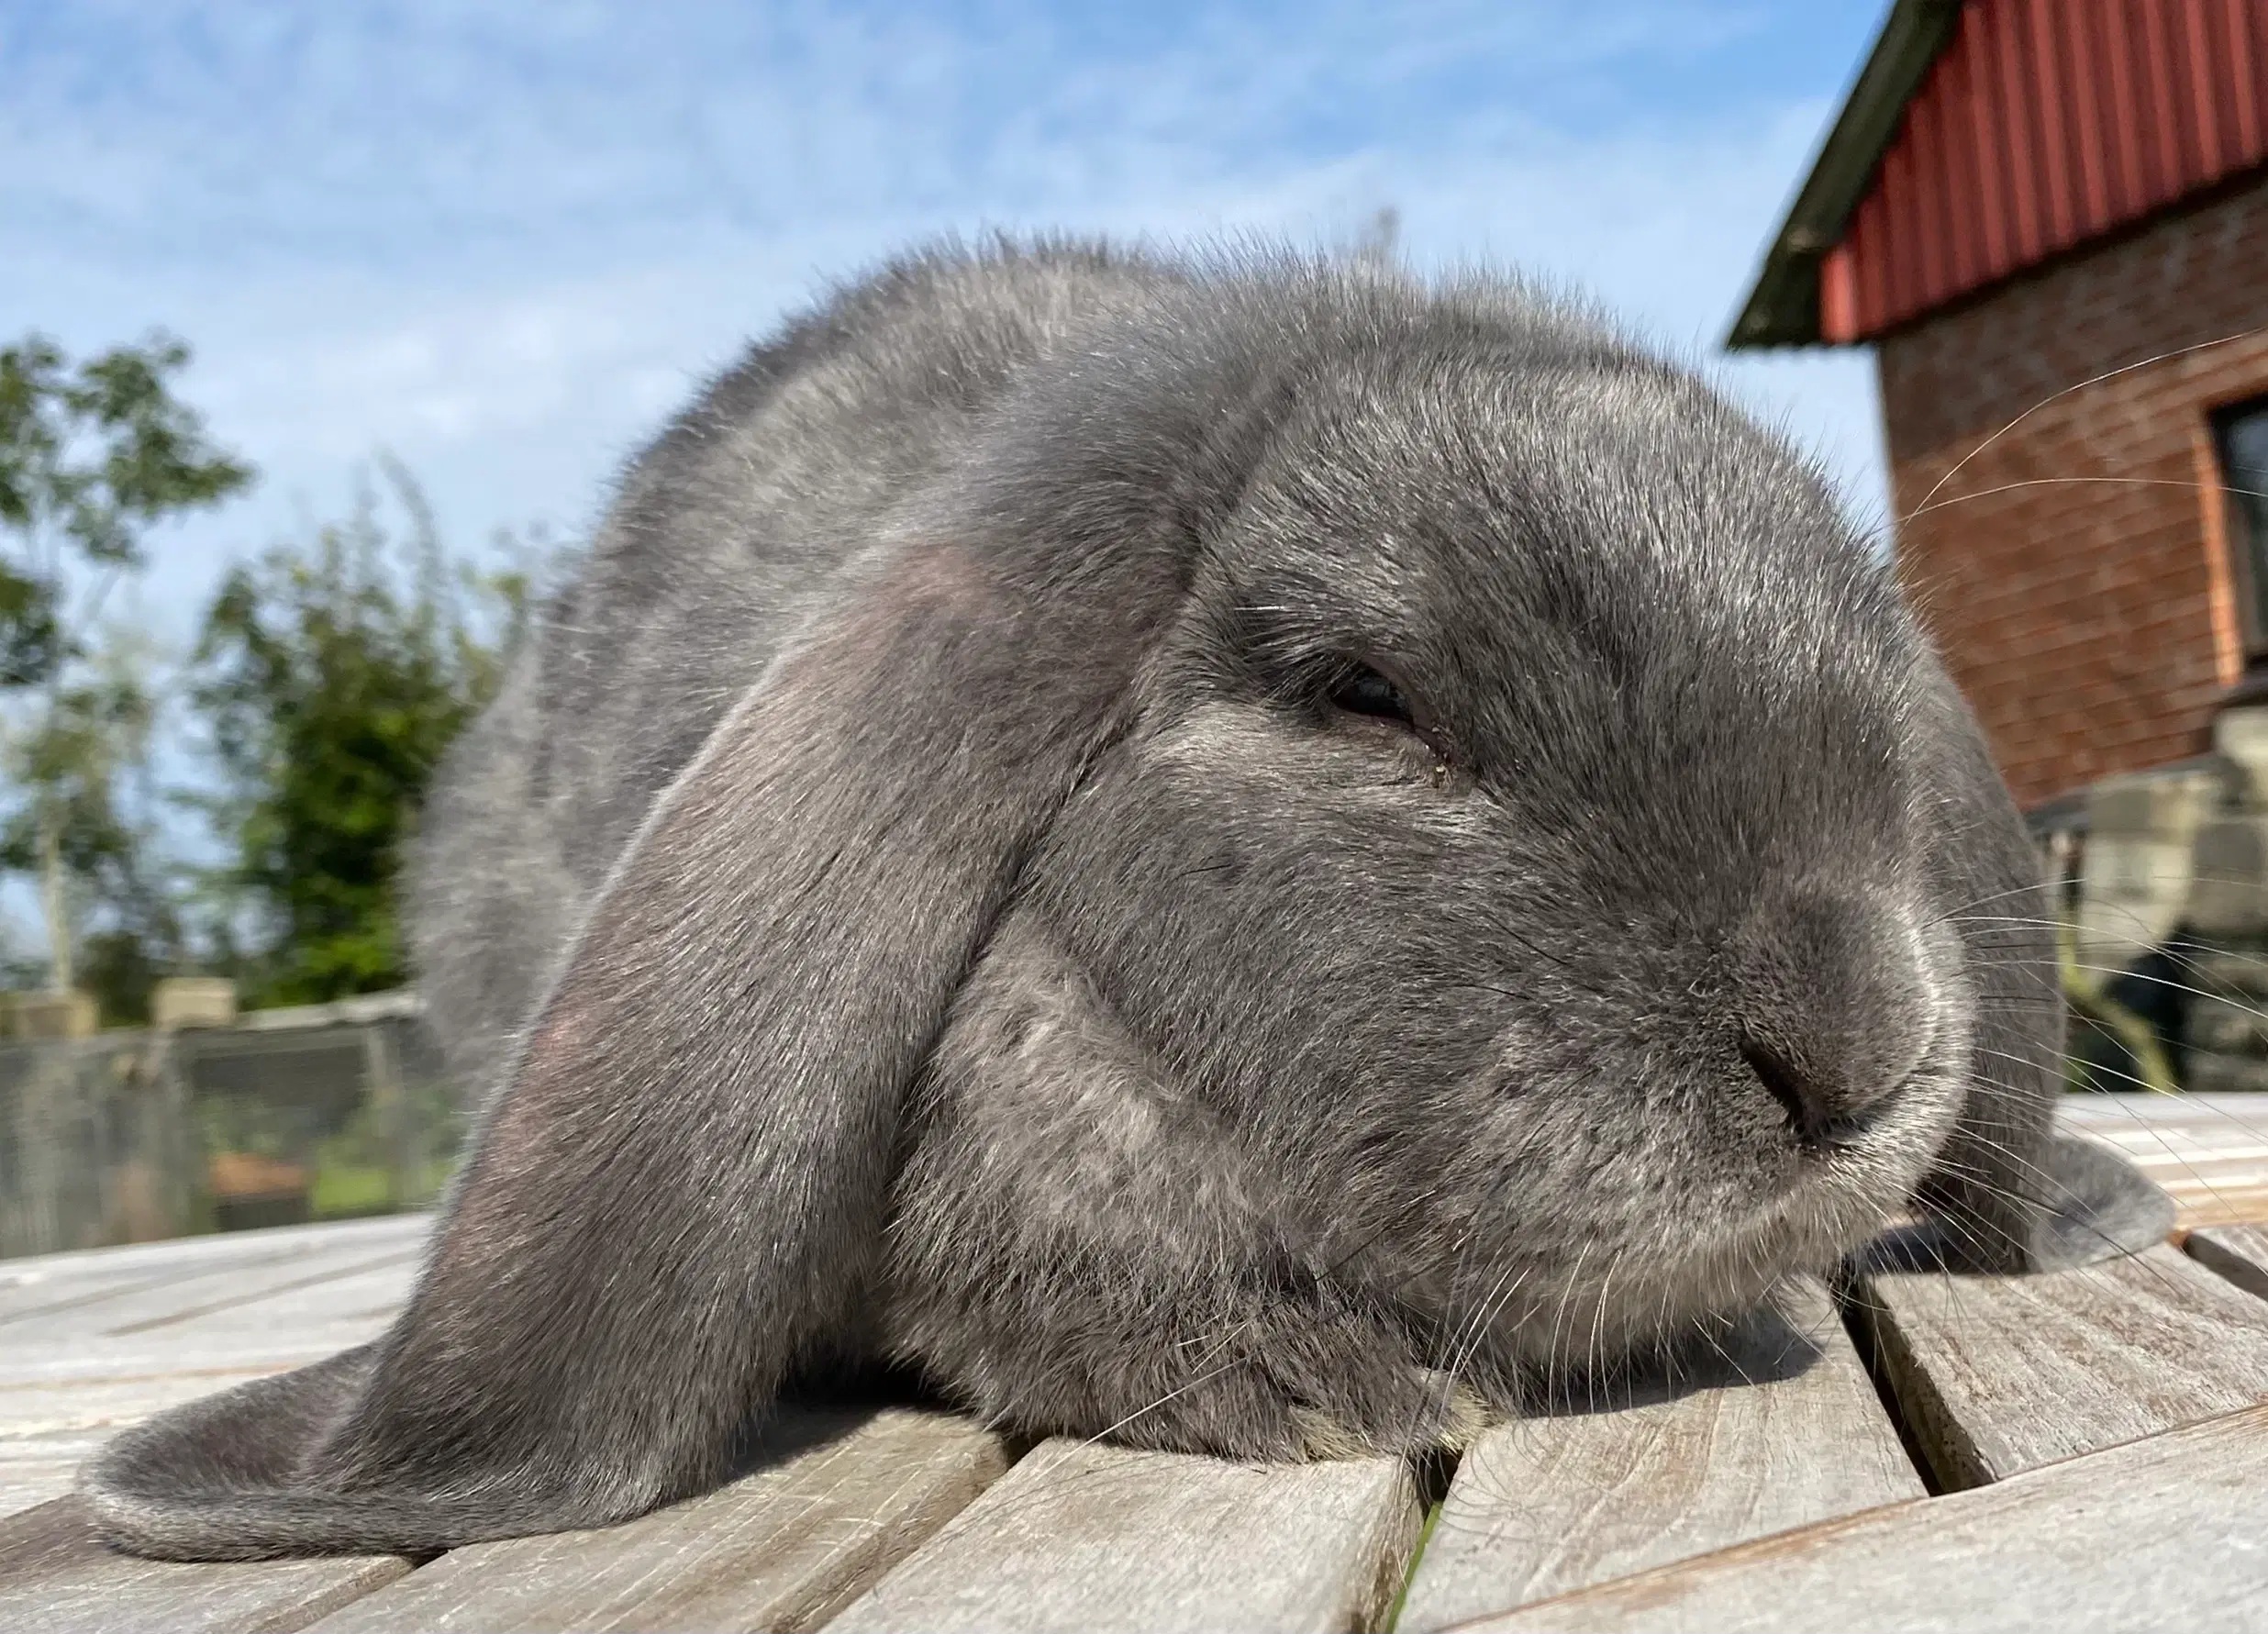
left=1729, top=0, right=2268, bottom=813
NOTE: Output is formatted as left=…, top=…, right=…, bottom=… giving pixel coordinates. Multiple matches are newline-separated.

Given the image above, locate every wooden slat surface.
left=1454, top=1403, right=2268, bottom=1634
left=3, top=1090, right=2265, bottom=1633
left=829, top=1438, right=1418, bottom=1634
left=0, top=1217, right=428, bottom=1524
left=1, top=1321, right=408, bottom=1476
left=0, top=1495, right=406, bottom=1634
left=1856, top=1242, right=2268, bottom=1486
left=2186, top=1220, right=2268, bottom=1303
left=1395, top=1280, right=1922, bottom=1633
left=0, top=1432, right=101, bottom=1518
left=2060, top=1092, right=2268, bottom=1227
left=304, top=1408, right=1007, bottom=1634
left=0, top=1216, right=427, bottom=1335
left=62, top=1251, right=417, bottom=1340
left=0, top=1216, right=427, bottom=1330
left=0, top=1275, right=417, bottom=1407
left=0, top=1342, right=358, bottom=1447
left=0, top=1219, right=428, bottom=1633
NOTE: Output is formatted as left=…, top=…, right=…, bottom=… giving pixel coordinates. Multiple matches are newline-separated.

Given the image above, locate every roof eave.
left=1724, top=0, right=1966, bottom=350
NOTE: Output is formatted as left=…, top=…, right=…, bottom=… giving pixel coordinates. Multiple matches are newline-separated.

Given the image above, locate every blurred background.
left=4, top=0, right=2264, bottom=1255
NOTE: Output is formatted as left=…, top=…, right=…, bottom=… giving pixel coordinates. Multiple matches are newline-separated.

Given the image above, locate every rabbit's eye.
left=1329, top=663, right=1418, bottom=730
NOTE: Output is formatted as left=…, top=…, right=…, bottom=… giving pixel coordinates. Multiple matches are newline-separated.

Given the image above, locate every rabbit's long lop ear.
left=83, top=528, right=1187, bottom=1559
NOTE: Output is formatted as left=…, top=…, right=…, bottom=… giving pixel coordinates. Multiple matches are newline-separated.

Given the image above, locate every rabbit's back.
left=409, top=242, right=1175, bottom=1101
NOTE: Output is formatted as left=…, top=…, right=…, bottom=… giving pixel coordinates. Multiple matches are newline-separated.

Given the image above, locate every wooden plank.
left=828, top=1437, right=1418, bottom=1634
left=8, top=1245, right=418, bottom=1344
left=2106, top=1155, right=2268, bottom=1229
left=0, top=1216, right=430, bottom=1327
left=2055, top=1091, right=2268, bottom=1133
left=1453, top=1403, right=2268, bottom=1633
left=304, top=1408, right=1006, bottom=1634
left=1856, top=1242, right=2268, bottom=1487
left=0, top=1260, right=250, bottom=1328
left=2, top=1214, right=430, bottom=1283
left=2156, top=1177, right=2268, bottom=1230
left=2060, top=1093, right=2268, bottom=1227
left=0, top=1341, right=360, bottom=1443
left=0, top=1264, right=407, bottom=1443
left=0, top=1495, right=406, bottom=1634
left=0, top=1334, right=377, bottom=1391
left=0, top=1245, right=418, bottom=1450
left=0, top=1430, right=95, bottom=1518
left=133, top=1261, right=417, bottom=1343
left=0, top=1467, right=77, bottom=1522
left=2187, top=1221, right=2268, bottom=1302
left=1395, top=1280, right=1922, bottom=1633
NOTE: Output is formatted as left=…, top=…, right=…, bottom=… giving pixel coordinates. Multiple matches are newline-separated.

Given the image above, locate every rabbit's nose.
left=1738, top=1030, right=1895, bottom=1148
left=1729, top=881, right=1934, bottom=1148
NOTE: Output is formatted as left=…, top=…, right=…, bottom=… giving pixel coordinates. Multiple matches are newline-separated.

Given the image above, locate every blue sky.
left=5, top=0, right=1894, bottom=641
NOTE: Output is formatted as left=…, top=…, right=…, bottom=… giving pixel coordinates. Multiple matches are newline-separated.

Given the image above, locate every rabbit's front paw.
left=1289, top=1368, right=1494, bottom=1460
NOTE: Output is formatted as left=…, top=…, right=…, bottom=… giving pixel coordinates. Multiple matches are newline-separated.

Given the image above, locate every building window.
left=2215, top=395, right=2268, bottom=661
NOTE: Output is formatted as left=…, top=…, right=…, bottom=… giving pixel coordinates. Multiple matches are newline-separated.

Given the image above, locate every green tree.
left=0, top=332, right=252, bottom=997
left=0, top=629, right=187, bottom=1021
left=194, top=461, right=529, bottom=1006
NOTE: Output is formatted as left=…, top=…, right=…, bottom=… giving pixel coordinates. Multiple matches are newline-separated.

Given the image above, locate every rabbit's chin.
left=1474, top=1209, right=1889, bottom=1385
left=1484, top=1063, right=1968, bottom=1372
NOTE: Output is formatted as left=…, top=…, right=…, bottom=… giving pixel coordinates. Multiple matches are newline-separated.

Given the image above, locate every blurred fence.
left=0, top=994, right=462, bottom=1261
left=2031, top=714, right=2268, bottom=1096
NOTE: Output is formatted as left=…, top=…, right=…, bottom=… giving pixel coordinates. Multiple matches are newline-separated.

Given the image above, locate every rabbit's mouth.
left=1516, top=1053, right=1969, bottom=1360
left=1413, top=1078, right=1963, bottom=1375
left=1791, top=1052, right=1965, bottom=1176
left=1418, top=970, right=1971, bottom=1365
left=1773, top=1025, right=1968, bottom=1207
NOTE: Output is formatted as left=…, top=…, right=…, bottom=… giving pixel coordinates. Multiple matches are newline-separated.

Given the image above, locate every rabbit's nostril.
left=1741, top=1038, right=1812, bottom=1131
left=1740, top=1036, right=1884, bottom=1148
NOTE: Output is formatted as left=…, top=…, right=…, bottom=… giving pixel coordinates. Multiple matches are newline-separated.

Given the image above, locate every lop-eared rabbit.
left=84, top=241, right=2169, bottom=1559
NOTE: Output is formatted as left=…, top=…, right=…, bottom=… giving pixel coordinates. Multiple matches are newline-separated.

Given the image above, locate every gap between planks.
left=1449, top=1401, right=2268, bottom=1633
left=300, top=1406, right=1010, bottom=1634
left=1852, top=1239, right=2268, bottom=1490
left=1393, top=1279, right=1921, bottom=1633
left=12, top=1122, right=2268, bottom=1634
left=2185, top=1219, right=2268, bottom=1303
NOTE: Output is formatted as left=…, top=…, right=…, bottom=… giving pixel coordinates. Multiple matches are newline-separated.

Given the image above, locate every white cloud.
left=3, top=0, right=1902, bottom=948
left=5, top=0, right=1884, bottom=636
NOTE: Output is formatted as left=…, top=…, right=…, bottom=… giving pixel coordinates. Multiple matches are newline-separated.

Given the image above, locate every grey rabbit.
left=81, top=239, right=2172, bottom=1560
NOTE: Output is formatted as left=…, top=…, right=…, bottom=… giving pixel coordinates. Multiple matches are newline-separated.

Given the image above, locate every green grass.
left=308, top=1160, right=457, bottom=1218
left=308, top=1165, right=396, bottom=1218
left=1382, top=1497, right=1444, bottom=1633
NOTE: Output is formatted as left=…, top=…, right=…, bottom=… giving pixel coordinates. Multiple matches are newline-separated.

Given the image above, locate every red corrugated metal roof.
left=1820, top=0, right=2268, bottom=341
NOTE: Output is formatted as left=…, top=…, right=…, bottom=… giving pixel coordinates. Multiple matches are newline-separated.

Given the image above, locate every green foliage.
left=194, top=461, right=529, bottom=1006
left=0, top=328, right=528, bottom=1025
left=78, top=925, right=172, bottom=1027
left=1, top=661, right=149, bottom=876
left=0, top=636, right=185, bottom=1019
left=0, top=331, right=251, bottom=690
left=0, top=330, right=249, bottom=1006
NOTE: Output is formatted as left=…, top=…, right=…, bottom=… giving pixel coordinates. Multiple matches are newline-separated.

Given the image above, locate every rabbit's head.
left=920, top=283, right=1988, bottom=1366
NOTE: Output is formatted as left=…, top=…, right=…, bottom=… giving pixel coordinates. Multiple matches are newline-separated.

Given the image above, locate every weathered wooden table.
left=5, top=1093, right=2267, bottom=1633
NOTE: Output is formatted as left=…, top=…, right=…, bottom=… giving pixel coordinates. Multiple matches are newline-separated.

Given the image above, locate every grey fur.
left=80, top=239, right=2167, bottom=1560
